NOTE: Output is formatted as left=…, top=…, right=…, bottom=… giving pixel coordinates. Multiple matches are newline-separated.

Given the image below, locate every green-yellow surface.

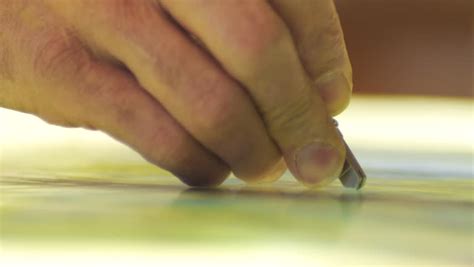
left=1, top=96, right=473, bottom=266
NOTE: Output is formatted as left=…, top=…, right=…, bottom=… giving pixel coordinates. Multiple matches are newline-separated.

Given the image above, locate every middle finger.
left=47, top=0, right=286, bottom=183
left=160, top=0, right=346, bottom=186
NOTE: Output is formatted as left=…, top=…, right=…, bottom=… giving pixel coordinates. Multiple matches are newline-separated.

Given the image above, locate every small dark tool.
left=333, top=120, right=367, bottom=190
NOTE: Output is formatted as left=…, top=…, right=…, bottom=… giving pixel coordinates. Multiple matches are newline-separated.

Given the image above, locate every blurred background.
left=336, top=0, right=472, bottom=97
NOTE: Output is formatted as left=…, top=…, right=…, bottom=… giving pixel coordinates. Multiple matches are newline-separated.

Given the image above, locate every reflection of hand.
left=1, top=0, right=351, bottom=187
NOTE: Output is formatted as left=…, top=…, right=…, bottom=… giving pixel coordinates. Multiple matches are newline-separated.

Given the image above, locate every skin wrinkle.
left=33, top=31, right=76, bottom=77
left=271, top=0, right=349, bottom=83
left=301, top=12, right=346, bottom=80
left=0, top=46, right=15, bottom=109
left=0, top=2, right=19, bottom=83
left=0, top=1, right=25, bottom=107
left=0, top=45, right=14, bottom=82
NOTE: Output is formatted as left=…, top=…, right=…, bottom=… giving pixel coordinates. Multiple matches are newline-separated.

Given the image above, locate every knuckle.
left=110, top=0, right=156, bottom=23
left=315, top=9, right=345, bottom=51
left=299, top=11, right=349, bottom=77
left=323, top=9, right=346, bottom=48
left=193, top=79, right=235, bottom=132
left=32, top=31, right=91, bottom=78
left=265, top=94, right=313, bottom=138
left=88, top=0, right=159, bottom=40
left=230, top=6, right=288, bottom=63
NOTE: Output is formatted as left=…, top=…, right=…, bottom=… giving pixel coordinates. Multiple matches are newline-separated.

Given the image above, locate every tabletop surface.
left=1, top=96, right=473, bottom=266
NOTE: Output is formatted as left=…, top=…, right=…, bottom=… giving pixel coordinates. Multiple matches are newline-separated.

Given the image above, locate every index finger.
left=160, top=0, right=346, bottom=186
left=270, top=0, right=353, bottom=115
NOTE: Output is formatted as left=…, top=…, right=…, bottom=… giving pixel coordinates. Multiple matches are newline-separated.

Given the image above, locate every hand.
left=0, top=0, right=352, bottom=187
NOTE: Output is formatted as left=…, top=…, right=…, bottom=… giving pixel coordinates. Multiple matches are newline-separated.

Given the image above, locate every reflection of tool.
left=333, top=120, right=367, bottom=190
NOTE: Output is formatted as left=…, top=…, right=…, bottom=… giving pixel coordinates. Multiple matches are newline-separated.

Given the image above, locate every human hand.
left=0, top=0, right=351, bottom=187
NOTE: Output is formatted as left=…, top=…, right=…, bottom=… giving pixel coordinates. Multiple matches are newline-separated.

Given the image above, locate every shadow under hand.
left=166, top=184, right=364, bottom=243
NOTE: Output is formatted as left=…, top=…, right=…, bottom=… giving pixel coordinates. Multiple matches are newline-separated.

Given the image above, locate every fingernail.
left=294, top=141, right=343, bottom=186
left=315, top=72, right=351, bottom=115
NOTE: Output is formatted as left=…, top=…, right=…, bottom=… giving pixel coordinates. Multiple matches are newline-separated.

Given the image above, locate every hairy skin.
left=0, top=0, right=352, bottom=187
